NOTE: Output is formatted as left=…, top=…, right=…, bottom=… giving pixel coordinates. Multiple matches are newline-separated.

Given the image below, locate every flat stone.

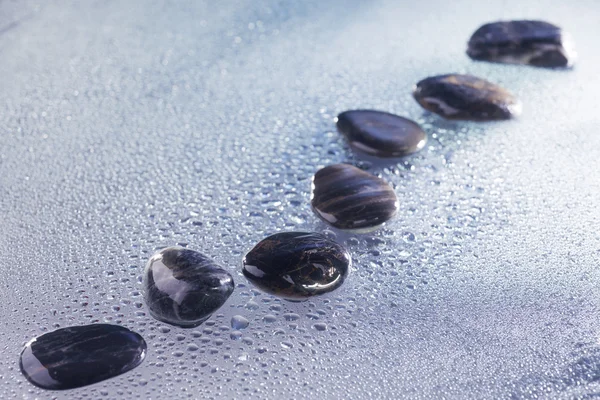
left=336, top=110, right=427, bottom=157
left=143, top=247, right=234, bottom=328
left=467, top=20, right=575, bottom=68
left=242, top=232, right=350, bottom=300
left=311, top=163, right=398, bottom=231
left=20, top=324, right=146, bottom=390
left=413, top=74, right=521, bottom=121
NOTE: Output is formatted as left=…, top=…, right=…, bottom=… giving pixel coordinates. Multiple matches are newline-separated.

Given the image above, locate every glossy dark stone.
left=413, top=74, right=521, bottom=121
left=242, top=232, right=350, bottom=300
left=311, top=163, right=398, bottom=231
left=20, top=324, right=146, bottom=390
left=337, top=110, right=427, bottom=157
left=143, top=247, right=234, bottom=328
left=467, top=20, right=575, bottom=68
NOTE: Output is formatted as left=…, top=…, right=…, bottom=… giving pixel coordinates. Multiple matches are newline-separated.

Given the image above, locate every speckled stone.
left=20, top=324, right=146, bottom=390
left=467, top=20, right=576, bottom=68
left=311, top=163, right=398, bottom=231
left=336, top=110, right=427, bottom=157
left=413, top=74, right=521, bottom=121
left=143, top=247, right=234, bottom=328
left=242, top=232, right=350, bottom=300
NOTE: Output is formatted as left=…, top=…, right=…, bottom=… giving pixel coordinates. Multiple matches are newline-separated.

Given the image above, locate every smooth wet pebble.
left=242, top=232, right=351, bottom=300
left=143, top=247, right=234, bottom=328
left=20, top=324, right=146, bottom=390
left=336, top=110, right=427, bottom=157
left=413, top=74, right=521, bottom=120
left=311, top=163, right=398, bottom=231
left=467, top=20, right=576, bottom=68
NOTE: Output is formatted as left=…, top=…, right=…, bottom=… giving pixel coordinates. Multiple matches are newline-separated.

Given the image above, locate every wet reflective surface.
left=336, top=110, right=427, bottom=157
left=20, top=324, right=146, bottom=390
left=3, top=0, right=600, bottom=399
left=413, top=74, right=521, bottom=120
left=467, top=20, right=576, bottom=67
left=143, top=247, right=234, bottom=327
left=242, top=232, right=350, bottom=300
left=311, top=164, right=398, bottom=231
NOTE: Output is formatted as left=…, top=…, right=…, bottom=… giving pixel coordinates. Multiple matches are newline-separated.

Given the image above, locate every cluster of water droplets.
left=3, top=0, right=600, bottom=398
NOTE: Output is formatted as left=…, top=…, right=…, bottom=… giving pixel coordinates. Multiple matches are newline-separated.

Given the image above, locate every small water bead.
left=283, top=313, right=300, bottom=321
left=245, top=300, right=259, bottom=310
left=313, top=323, right=328, bottom=331
left=311, top=164, right=399, bottom=231
left=337, top=110, right=427, bottom=157
left=143, top=247, right=234, bottom=328
left=467, top=20, right=576, bottom=68
left=263, top=314, right=277, bottom=323
left=413, top=74, right=521, bottom=121
left=20, top=324, right=146, bottom=390
left=187, top=344, right=199, bottom=352
left=231, top=315, right=250, bottom=330
left=242, top=232, right=351, bottom=300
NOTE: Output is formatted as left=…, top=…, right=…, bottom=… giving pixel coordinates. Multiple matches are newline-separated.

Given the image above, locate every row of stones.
left=18, top=19, right=575, bottom=391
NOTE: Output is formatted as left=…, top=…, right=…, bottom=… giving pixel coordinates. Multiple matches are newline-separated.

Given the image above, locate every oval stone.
left=20, top=324, right=146, bottom=390
left=311, top=163, right=398, bottom=231
left=143, top=247, right=234, bottom=328
left=242, top=232, right=350, bottom=300
left=467, top=20, right=576, bottom=68
left=413, top=74, right=521, bottom=121
left=336, top=110, right=427, bottom=157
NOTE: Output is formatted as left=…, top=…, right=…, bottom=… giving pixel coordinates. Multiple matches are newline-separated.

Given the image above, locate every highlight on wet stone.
left=412, top=74, right=521, bottom=121
left=242, top=232, right=351, bottom=300
left=336, top=110, right=427, bottom=157
left=143, top=247, right=234, bottom=328
left=19, top=324, right=146, bottom=390
left=311, top=163, right=398, bottom=231
left=467, top=20, right=576, bottom=68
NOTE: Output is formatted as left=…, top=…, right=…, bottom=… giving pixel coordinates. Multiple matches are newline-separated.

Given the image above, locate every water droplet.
left=313, top=323, right=328, bottom=331
left=283, top=313, right=300, bottom=321
left=231, top=315, right=250, bottom=330
left=263, top=314, right=277, bottom=323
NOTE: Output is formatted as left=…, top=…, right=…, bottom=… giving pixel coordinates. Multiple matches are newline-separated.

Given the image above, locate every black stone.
left=337, top=110, right=427, bottom=157
left=311, top=163, right=398, bottom=231
left=143, top=247, right=234, bottom=328
left=413, top=74, right=521, bottom=121
left=20, top=324, right=146, bottom=390
left=467, top=20, right=575, bottom=68
left=242, top=232, right=350, bottom=300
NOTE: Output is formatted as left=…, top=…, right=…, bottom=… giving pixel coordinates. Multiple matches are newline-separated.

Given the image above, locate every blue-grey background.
left=2, top=0, right=600, bottom=398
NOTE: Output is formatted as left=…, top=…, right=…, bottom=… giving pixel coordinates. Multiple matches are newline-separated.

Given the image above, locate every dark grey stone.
left=143, top=247, right=234, bottom=328
left=337, top=110, right=427, bottom=157
left=311, top=164, right=398, bottom=231
left=467, top=20, right=576, bottom=68
left=413, top=74, right=521, bottom=120
left=242, top=232, right=350, bottom=300
left=20, top=324, right=146, bottom=390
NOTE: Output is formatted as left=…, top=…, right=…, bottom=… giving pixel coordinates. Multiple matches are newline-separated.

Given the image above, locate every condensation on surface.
left=1, top=0, right=600, bottom=399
